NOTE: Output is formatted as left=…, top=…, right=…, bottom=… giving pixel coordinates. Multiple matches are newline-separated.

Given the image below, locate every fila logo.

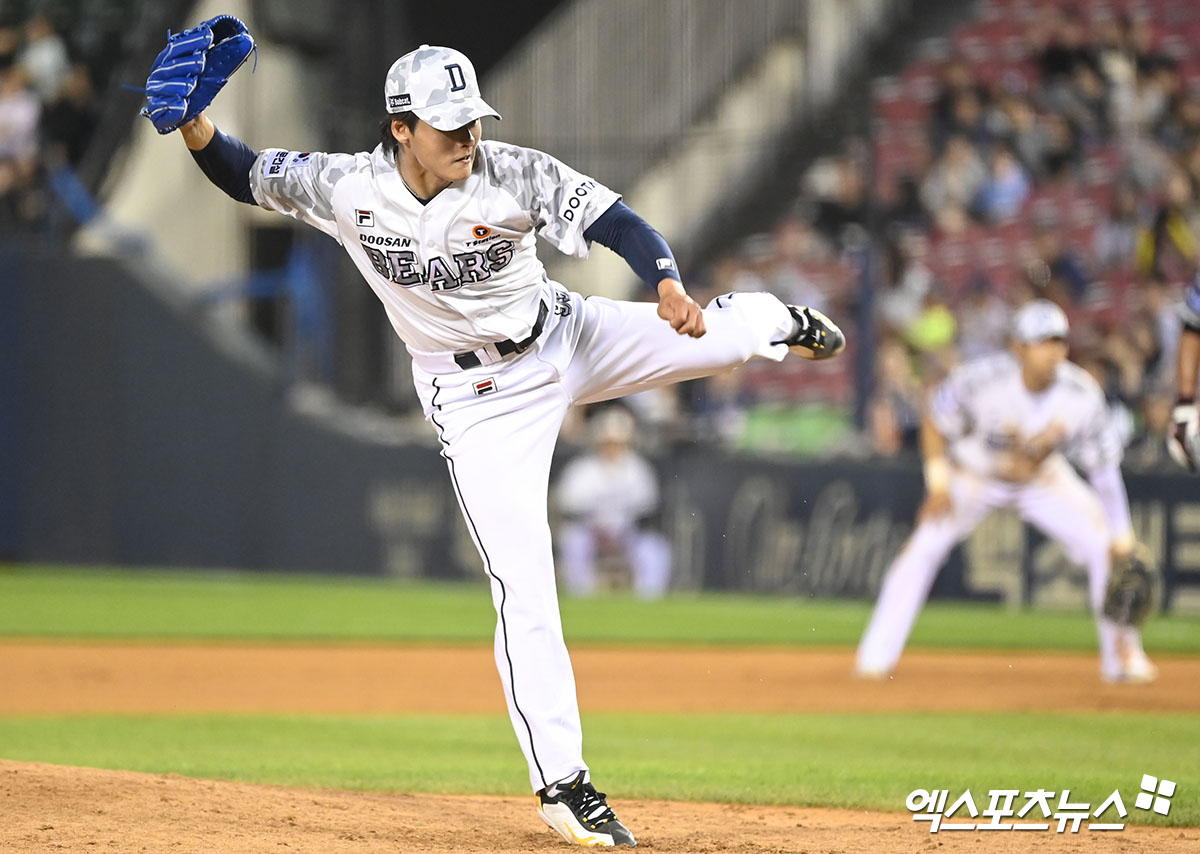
left=356, top=210, right=375, bottom=227
left=472, top=377, right=497, bottom=396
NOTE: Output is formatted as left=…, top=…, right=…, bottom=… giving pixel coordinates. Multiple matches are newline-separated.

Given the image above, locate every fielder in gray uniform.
left=856, top=300, right=1155, bottom=684
left=168, top=42, right=844, bottom=847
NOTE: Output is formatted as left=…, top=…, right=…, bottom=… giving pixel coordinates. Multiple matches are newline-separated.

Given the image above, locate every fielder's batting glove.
left=141, top=15, right=256, bottom=134
left=1168, top=401, right=1200, bottom=474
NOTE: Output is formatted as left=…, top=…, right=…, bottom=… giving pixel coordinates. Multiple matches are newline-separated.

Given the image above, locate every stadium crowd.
left=0, top=9, right=99, bottom=232
left=675, top=0, right=1198, bottom=468
left=4, top=1, right=1195, bottom=472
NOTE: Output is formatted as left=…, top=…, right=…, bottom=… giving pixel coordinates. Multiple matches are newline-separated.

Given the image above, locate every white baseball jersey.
left=244, top=124, right=803, bottom=795
left=249, top=140, right=620, bottom=353
left=556, top=450, right=660, bottom=536
left=859, top=350, right=1148, bottom=680
left=929, top=352, right=1123, bottom=479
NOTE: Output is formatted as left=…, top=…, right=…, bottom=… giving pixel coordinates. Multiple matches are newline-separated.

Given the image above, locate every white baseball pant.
left=559, top=522, right=672, bottom=599
left=410, top=286, right=794, bottom=791
left=855, top=456, right=1145, bottom=678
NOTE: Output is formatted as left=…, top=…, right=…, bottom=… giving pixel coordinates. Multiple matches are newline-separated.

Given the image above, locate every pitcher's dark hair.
left=379, top=112, right=418, bottom=156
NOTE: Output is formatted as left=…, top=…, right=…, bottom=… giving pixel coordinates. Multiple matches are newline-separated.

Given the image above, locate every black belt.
left=454, top=300, right=549, bottom=370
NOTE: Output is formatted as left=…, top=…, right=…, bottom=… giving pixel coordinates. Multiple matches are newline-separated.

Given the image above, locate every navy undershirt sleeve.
left=189, top=127, right=258, bottom=205
left=583, top=201, right=679, bottom=291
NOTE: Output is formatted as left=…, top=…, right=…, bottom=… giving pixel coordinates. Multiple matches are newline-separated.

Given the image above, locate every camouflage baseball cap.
left=384, top=45, right=501, bottom=130
left=1012, top=299, right=1069, bottom=342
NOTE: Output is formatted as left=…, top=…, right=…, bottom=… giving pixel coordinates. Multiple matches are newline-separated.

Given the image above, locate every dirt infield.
left=4, top=642, right=1199, bottom=715
left=2, top=642, right=1197, bottom=853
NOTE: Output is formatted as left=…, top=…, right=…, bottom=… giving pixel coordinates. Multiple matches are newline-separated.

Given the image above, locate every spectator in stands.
left=956, top=271, right=1011, bottom=361
left=766, top=216, right=830, bottom=309
left=878, top=226, right=933, bottom=334
left=0, top=64, right=39, bottom=225
left=1129, top=15, right=1170, bottom=78
left=17, top=13, right=68, bottom=103
left=1113, top=55, right=1174, bottom=140
left=930, top=56, right=987, bottom=153
left=1102, top=312, right=1160, bottom=404
left=940, top=88, right=991, bottom=151
left=1030, top=216, right=1091, bottom=303
left=727, top=233, right=776, bottom=297
left=902, top=288, right=957, bottom=382
left=993, top=93, right=1053, bottom=177
left=868, top=339, right=923, bottom=457
left=810, top=154, right=868, bottom=248
left=1136, top=166, right=1198, bottom=282
left=1061, top=62, right=1111, bottom=143
left=1093, top=181, right=1143, bottom=270
left=1141, top=276, right=1183, bottom=391
left=554, top=407, right=671, bottom=599
left=1035, top=7, right=1099, bottom=86
left=692, top=0, right=1198, bottom=464
left=0, top=26, right=19, bottom=71
left=977, top=142, right=1031, bottom=223
left=1037, top=112, right=1082, bottom=180
left=1125, top=388, right=1178, bottom=470
left=920, top=134, right=986, bottom=231
left=1155, top=90, right=1200, bottom=154
left=703, top=250, right=761, bottom=302
left=41, top=63, right=94, bottom=166
left=1093, top=11, right=1136, bottom=89
left=1076, top=348, right=1137, bottom=450
left=883, top=174, right=931, bottom=233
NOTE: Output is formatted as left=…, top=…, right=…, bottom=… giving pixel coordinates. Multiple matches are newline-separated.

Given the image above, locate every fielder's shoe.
left=537, top=771, right=636, bottom=847
left=854, top=666, right=893, bottom=681
left=779, top=305, right=846, bottom=360
left=1102, top=651, right=1158, bottom=684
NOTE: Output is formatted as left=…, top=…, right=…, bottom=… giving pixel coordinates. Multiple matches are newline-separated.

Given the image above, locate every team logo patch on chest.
left=472, top=377, right=498, bottom=396
left=355, top=210, right=375, bottom=227
left=360, top=234, right=515, bottom=292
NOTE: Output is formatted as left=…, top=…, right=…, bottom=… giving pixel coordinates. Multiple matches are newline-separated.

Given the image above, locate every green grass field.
left=3, top=565, right=1198, bottom=651
left=1, top=565, right=1197, bottom=825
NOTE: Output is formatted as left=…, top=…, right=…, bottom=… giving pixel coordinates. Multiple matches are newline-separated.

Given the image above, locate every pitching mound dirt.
left=4, top=760, right=1197, bottom=854
left=1, top=643, right=1196, bottom=852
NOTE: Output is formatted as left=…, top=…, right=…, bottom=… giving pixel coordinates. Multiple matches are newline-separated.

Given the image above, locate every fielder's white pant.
left=855, top=456, right=1145, bottom=678
left=410, top=285, right=794, bottom=791
left=560, top=522, right=672, bottom=599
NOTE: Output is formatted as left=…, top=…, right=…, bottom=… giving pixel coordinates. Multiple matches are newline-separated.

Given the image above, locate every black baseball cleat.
left=537, top=771, right=637, bottom=847
left=779, top=305, right=846, bottom=360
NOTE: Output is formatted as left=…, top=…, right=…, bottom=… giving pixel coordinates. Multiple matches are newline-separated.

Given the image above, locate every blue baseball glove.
left=140, top=14, right=256, bottom=134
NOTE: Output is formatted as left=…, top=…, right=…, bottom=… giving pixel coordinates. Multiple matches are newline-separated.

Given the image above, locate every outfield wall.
left=2, top=246, right=1198, bottom=610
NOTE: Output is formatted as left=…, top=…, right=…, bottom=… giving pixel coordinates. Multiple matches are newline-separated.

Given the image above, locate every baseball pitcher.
left=856, top=300, right=1156, bottom=684
left=141, top=21, right=845, bottom=848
